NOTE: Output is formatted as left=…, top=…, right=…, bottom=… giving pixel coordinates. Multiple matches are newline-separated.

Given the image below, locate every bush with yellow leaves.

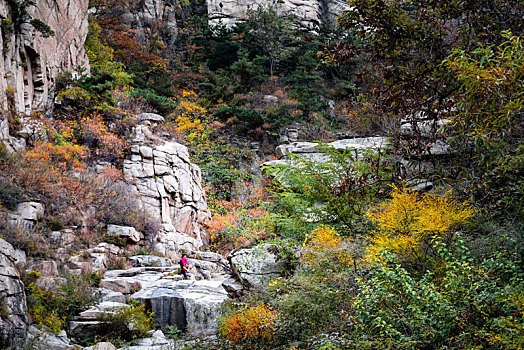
left=365, top=185, right=474, bottom=264
left=301, top=225, right=353, bottom=270
left=170, top=90, right=208, bottom=143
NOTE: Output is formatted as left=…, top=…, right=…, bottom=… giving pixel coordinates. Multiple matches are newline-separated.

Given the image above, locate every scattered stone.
left=408, top=179, right=434, bottom=192
left=48, top=229, right=76, bottom=246
left=76, top=302, right=129, bottom=321
left=27, top=326, right=73, bottom=350
left=129, top=255, right=173, bottom=268
left=107, top=225, right=142, bottom=244
left=13, top=249, right=27, bottom=265
left=28, top=260, right=58, bottom=277
left=93, top=288, right=127, bottom=304
left=99, top=279, right=141, bottom=294
left=16, top=202, right=44, bottom=221
left=264, top=94, right=278, bottom=102
left=138, top=113, right=165, bottom=124
left=85, top=342, right=117, bottom=350
left=222, top=277, right=244, bottom=298
left=68, top=319, right=102, bottom=339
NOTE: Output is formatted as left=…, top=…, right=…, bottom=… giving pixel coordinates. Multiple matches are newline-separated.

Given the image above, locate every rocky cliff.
left=207, top=0, right=349, bottom=30
left=121, top=0, right=178, bottom=46
left=0, top=0, right=89, bottom=114
left=0, top=238, right=28, bottom=349
left=0, top=0, right=89, bottom=153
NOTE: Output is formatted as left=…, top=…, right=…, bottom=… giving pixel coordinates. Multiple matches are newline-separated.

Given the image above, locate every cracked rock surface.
left=0, top=238, right=29, bottom=349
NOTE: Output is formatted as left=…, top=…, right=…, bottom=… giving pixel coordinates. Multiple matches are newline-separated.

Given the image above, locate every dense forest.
left=0, top=0, right=522, bottom=349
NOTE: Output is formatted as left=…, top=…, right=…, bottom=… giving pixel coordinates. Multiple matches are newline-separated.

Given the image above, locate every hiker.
left=179, top=253, right=192, bottom=279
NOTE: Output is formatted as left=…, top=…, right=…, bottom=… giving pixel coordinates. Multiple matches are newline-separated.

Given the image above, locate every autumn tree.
left=338, top=0, right=524, bottom=121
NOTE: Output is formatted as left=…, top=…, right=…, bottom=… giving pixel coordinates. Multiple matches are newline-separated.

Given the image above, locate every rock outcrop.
left=229, top=244, right=287, bottom=288
left=123, top=114, right=211, bottom=257
left=87, top=252, right=230, bottom=338
left=207, top=0, right=350, bottom=30
left=0, top=238, right=28, bottom=349
left=262, top=136, right=391, bottom=169
left=120, top=0, right=178, bottom=46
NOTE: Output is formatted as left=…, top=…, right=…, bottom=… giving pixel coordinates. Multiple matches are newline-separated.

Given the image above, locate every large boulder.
left=131, top=279, right=229, bottom=337
left=229, top=244, right=287, bottom=288
left=107, top=224, right=143, bottom=244
left=16, top=202, right=45, bottom=221
left=131, top=286, right=188, bottom=332
left=0, top=238, right=29, bottom=349
left=175, top=279, right=229, bottom=337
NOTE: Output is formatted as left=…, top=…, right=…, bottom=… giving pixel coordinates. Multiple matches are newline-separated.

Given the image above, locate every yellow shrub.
left=171, top=90, right=207, bottom=142
left=219, top=305, right=278, bottom=346
left=365, top=185, right=473, bottom=262
left=302, top=225, right=352, bottom=267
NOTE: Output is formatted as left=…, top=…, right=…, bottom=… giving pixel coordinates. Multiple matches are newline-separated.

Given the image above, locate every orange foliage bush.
left=80, top=114, right=126, bottom=159
left=25, top=142, right=88, bottom=173
left=1, top=142, right=157, bottom=245
left=219, top=305, right=279, bottom=346
left=205, top=183, right=272, bottom=254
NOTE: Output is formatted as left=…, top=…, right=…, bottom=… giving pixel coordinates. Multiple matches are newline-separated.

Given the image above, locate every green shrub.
left=103, top=234, right=127, bottom=248
left=348, top=238, right=523, bottom=349
left=95, top=304, right=154, bottom=345
left=24, top=272, right=95, bottom=333
left=47, top=219, right=64, bottom=231
left=29, top=19, right=55, bottom=37
left=265, top=143, right=397, bottom=237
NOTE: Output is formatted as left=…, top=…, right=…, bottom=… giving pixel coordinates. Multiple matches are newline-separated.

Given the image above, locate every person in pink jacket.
left=179, top=253, right=192, bottom=279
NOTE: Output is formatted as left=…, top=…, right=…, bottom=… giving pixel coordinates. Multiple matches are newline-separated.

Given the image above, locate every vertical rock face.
left=121, top=0, right=178, bottom=46
left=0, top=238, right=28, bottom=349
left=0, top=0, right=90, bottom=115
left=207, top=0, right=350, bottom=30
left=0, top=0, right=89, bottom=153
left=123, top=114, right=211, bottom=257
